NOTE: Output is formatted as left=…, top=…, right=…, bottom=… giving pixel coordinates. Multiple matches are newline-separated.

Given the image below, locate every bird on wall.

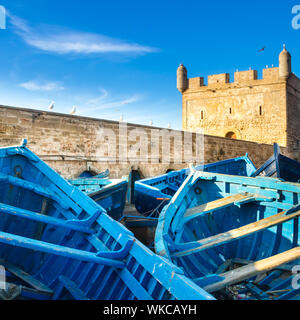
left=149, top=120, right=153, bottom=126
left=70, top=105, right=77, bottom=115
left=48, top=101, right=54, bottom=110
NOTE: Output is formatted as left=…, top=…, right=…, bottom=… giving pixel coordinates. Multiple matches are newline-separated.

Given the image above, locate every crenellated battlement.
left=185, top=67, right=280, bottom=90
left=207, top=73, right=230, bottom=85
left=188, top=77, right=204, bottom=89
left=262, top=67, right=279, bottom=81
left=234, top=70, right=258, bottom=83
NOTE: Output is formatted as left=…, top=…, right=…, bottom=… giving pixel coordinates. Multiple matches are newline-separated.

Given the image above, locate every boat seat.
left=201, top=246, right=300, bottom=293
left=172, top=209, right=300, bottom=258
left=184, top=193, right=274, bottom=223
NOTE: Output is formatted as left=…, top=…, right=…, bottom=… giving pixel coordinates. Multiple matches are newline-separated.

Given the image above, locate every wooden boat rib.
left=155, top=169, right=300, bottom=300
left=135, top=155, right=257, bottom=216
left=0, top=140, right=214, bottom=300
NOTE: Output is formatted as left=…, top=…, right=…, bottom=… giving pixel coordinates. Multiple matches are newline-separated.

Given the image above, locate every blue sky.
left=0, top=0, right=299, bottom=129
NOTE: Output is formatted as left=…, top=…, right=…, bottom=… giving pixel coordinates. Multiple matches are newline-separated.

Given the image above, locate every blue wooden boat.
left=0, top=140, right=214, bottom=300
left=69, top=177, right=128, bottom=221
left=251, top=143, right=300, bottom=183
left=155, top=169, right=300, bottom=300
left=78, top=169, right=110, bottom=179
left=135, top=155, right=256, bottom=216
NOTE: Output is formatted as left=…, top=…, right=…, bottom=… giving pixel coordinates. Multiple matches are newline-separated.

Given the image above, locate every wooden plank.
left=117, top=269, right=153, bottom=300
left=173, top=210, right=300, bottom=258
left=216, top=260, right=232, bottom=274
left=185, top=193, right=250, bottom=218
left=0, top=202, right=94, bottom=234
left=0, top=172, right=67, bottom=209
left=0, top=172, right=83, bottom=216
left=0, top=259, right=53, bottom=294
left=184, top=193, right=271, bottom=222
left=0, top=231, right=125, bottom=268
left=203, top=247, right=300, bottom=293
left=58, top=276, right=89, bottom=300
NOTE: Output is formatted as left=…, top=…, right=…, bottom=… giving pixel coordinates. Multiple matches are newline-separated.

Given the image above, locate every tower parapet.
left=263, top=67, right=279, bottom=81
left=178, top=47, right=293, bottom=93
left=188, top=77, right=204, bottom=89
left=207, top=73, right=230, bottom=85
left=234, top=70, right=258, bottom=83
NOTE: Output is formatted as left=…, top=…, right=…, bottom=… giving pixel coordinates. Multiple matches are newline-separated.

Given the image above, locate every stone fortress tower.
left=178, top=46, right=300, bottom=158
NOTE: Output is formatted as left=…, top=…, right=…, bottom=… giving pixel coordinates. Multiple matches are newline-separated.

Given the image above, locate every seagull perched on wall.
left=70, top=105, right=77, bottom=115
left=48, top=101, right=54, bottom=110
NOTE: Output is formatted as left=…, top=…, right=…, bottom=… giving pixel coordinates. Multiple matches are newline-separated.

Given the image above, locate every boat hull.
left=252, top=143, right=300, bottom=182
left=135, top=155, right=256, bottom=216
left=69, top=178, right=128, bottom=220
left=0, top=142, right=214, bottom=300
left=155, top=170, right=300, bottom=300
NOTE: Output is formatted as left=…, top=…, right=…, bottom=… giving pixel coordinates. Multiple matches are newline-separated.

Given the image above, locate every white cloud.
left=19, top=80, right=64, bottom=91
left=84, top=92, right=141, bottom=113
left=86, top=89, right=109, bottom=105
left=86, top=95, right=140, bottom=111
left=7, top=12, right=158, bottom=56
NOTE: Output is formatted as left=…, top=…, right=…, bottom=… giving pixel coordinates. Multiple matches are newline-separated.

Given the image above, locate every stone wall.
left=0, top=105, right=279, bottom=179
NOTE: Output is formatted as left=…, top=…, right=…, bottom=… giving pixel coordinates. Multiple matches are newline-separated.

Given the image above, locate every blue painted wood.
left=0, top=202, right=95, bottom=234
left=0, top=142, right=214, bottom=300
left=69, top=178, right=128, bottom=221
left=134, top=155, right=257, bottom=216
left=0, top=259, right=53, bottom=294
left=57, top=276, right=89, bottom=300
left=127, top=169, right=142, bottom=204
left=155, top=169, right=300, bottom=300
left=251, top=143, right=300, bottom=182
left=78, top=169, right=109, bottom=179
left=124, top=217, right=158, bottom=228
left=0, top=230, right=126, bottom=268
